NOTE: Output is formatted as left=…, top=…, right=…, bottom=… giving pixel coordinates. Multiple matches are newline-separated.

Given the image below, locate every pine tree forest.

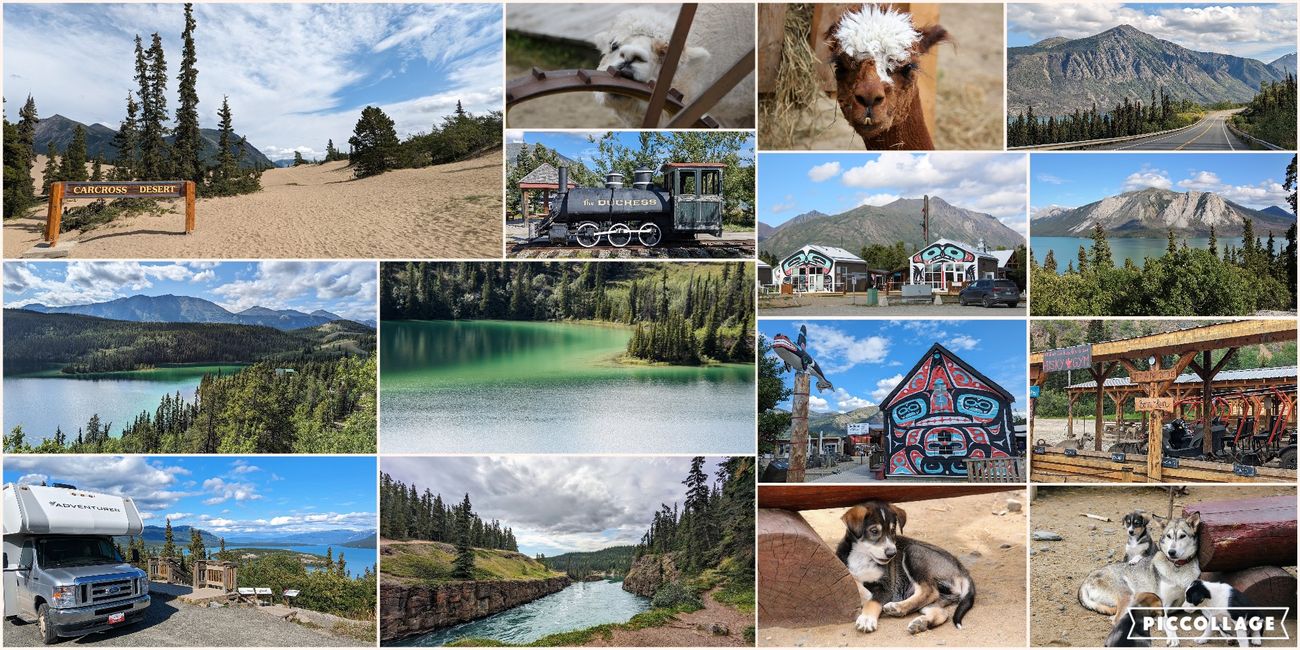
left=379, top=473, right=520, bottom=552
left=1008, top=88, right=1200, bottom=147
left=381, top=262, right=756, bottom=365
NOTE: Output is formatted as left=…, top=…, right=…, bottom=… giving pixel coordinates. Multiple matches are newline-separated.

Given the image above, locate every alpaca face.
left=828, top=5, right=948, bottom=139
left=599, top=35, right=664, bottom=85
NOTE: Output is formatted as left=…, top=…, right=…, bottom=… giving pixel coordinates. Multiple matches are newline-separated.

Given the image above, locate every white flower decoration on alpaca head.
left=832, top=5, right=921, bottom=85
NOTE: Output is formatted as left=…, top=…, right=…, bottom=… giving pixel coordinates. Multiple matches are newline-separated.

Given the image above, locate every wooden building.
left=517, top=163, right=577, bottom=222
left=907, top=238, right=1015, bottom=294
left=773, top=245, right=876, bottom=292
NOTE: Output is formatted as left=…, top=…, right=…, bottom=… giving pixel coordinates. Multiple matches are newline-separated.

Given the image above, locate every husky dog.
left=836, top=500, right=976, bottom=635
left=1183, top=580, right=1267, bottom=648
left=1123, top=512, right=1156, bottom=565
left=1080, top=511, right=1203, bottom=646
left=1105, top=591, right=1162, bottom=647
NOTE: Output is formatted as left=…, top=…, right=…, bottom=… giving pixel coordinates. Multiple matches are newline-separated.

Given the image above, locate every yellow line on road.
left=1174, top=117, right=1218, bottom=150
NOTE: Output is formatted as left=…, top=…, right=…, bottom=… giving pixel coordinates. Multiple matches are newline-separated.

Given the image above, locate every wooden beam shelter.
left=1030, top=321, right=1297, bottom=370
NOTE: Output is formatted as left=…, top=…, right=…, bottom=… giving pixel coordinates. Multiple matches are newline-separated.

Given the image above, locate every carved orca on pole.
left=771, top=325, right=835, bottom=393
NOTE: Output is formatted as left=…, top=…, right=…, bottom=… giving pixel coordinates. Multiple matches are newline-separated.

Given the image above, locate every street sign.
left=846, top=423, right=867, bottom=436
left=1030, top=385, right=1041, bottom=398
left=1043, top=344, right=1092, bottom=372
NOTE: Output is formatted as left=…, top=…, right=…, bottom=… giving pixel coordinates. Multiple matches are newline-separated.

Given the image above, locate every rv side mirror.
left=130, top=549, right=141, bottom=563
left=2, top=553, right=7, bottom=568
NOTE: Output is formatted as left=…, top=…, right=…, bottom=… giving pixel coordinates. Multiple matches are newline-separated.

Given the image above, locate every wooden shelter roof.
left=1031, top=320, right=1297, bottom=370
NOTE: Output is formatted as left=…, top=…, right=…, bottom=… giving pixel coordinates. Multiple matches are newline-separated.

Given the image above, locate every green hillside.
left=381, top=541, right=561, bottom=584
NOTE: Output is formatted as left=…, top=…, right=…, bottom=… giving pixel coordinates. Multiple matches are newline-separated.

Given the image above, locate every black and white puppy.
left=1182, top=580, right=1266, bottom=647
left=835, top=500, right=976, bottom=635
left=1122, top=512, right=1156, bottom=565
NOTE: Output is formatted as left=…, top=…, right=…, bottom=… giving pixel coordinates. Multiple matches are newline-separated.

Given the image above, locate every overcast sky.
left=382, top=456, right=728, bottom=557
left=4, top=261, right=377, bottom=322
left=1008, top=3, right=1297, bottom=62
left=758, top=153, right=1028, bottom=237
left=3, top=456, right=376, bottom=534
left=3, top=3, right=503, bottom=161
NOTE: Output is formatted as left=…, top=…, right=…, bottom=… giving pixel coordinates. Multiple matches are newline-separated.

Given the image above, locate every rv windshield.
left=36, top=536, right=124, bottom=569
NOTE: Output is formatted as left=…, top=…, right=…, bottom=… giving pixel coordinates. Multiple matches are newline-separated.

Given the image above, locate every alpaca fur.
left=593, top=5, right=755, bottom=127
left=827, top=4, right=949, bottom=149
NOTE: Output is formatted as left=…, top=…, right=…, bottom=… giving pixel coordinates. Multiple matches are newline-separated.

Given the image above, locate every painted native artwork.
left=780, top=248, right=835, bottom=274
left=912, top=242, right=976, bottom=265
left=881, top=343, right=1015, bottom=477
left=772, top=325, right=834, bottom=392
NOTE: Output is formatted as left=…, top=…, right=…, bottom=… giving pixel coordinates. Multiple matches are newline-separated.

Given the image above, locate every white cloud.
left=840, top=153, right=1027, bottom=236
left=1009, top=3, right=1297, bottom=61
left=202, top=477, right=262, bottom=505
left=870, top=374, right=905, bottom=402
left=808, top=394, right=831, bottom=412
left=771, top=194, right=797, bottom=214
left=1175, top=170, right=1289, bottom=210
left=165, top=512, right=192, bottom=522
left=859, top=193, right=901, bottom=207
left=800, top=323, right=891, bottom=374
left=1123, top=166, right=1172, bottom=191
left=831, top=387, right=874, bottom=412
left=190, top=269, right=216, bottom=283
left=808, top=161, right=842, bottom=182
left=944, top=334, right=980, bottom=351
left=4, top=456, right=195, bottom=521
left=210, top=261, right=376, bottom=322
left=231, top=460, right=260, bottom=474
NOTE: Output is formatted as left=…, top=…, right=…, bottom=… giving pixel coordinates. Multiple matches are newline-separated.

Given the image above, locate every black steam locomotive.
left=529, top=163, right=725, bottom=247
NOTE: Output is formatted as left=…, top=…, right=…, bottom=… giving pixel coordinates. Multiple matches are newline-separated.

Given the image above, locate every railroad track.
left=509, top=238, right=755, bottom=259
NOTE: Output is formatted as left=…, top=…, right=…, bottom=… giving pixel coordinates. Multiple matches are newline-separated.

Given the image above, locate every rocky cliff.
left=380, top=576, right=571, bottom=642
left=622, top=554, right=680, bottom=598
left=1031, top=187, right=1296, bottom=238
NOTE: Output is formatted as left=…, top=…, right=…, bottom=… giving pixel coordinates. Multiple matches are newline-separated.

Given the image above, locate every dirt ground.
left=1029, top=486, right=1298, bottom=647
left=759, top=491, right=1028, bottom=647
left=5, top=152, right=503, bottom=259
left=585, top=588, right=751, bottom=647
left=759, top=3, right=1004, bottom=150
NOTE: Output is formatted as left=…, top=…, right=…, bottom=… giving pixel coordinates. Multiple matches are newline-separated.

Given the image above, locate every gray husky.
left=1080, top=511, right=1203, bottom=645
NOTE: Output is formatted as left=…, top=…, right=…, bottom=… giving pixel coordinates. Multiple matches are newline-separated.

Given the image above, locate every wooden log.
left=1201, top=567, right=1297, bottom=616
left=185, top=180, right=196, bottom=233
left=1185, top=496, right=1297, bottom=572
left=757, top=508, right=859, bottom=628
left=758, top=485, right=1013, bottom=511
left=45, top=181, right=64, bottom=245
left=756, top=4, right=786, bottom=94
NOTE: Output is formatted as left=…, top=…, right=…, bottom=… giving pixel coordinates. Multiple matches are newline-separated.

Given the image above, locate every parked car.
left=959, top=279, right=1020, bottom=308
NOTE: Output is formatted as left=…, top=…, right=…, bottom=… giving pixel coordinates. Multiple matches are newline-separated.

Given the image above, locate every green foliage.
left=173, top=3, right=203, bottom=184
left=109, top=92, right=139, bottom=180
left=60, top=124, right=89, bottom=182
left=41, top=141, right=60, bottom=196
left=858, top=241, right=911, bottom=272
left=380, top=473, right=518, bottom=551
left=205, top=96, right=263, bottom=197
left=3, top=97, right=38, bottom=218
left=651, top=580, right=702, bottom=609
left=235, top=551, right=376, bottom=620
left=293, top=151, right=306, bottom=166
left=505, top=142, right=601, bottom=216
left=349, top=106, right=400, bottom=178
left=58, top=197, right=163, bottom=233
left=1230, top=76, right=1297, bottom=149
left=1009, top=89, right=1200, bottom=146
left=758, top=335, right=793, bottom=454
left=136, top=33, right=172, bottom=180
left=536, top=546, right=636, bottom=579
left=381, top=543, right=555, bottom=584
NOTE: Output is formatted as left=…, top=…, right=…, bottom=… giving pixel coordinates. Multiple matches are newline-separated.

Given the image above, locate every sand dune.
left=5, top=153, right=503, bottom=259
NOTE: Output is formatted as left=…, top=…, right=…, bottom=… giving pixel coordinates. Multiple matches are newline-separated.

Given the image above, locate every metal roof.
left=1067, top=366, right=1297, bottom=390
left=800, top=244, right=866, bottom=263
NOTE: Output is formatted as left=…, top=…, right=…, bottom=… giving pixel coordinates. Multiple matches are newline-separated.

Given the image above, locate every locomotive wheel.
left=607, top=223, right=632, bottom=248
left=575, top=222, right=601, bottom=248
left=638, top=222, right=663, bottom=247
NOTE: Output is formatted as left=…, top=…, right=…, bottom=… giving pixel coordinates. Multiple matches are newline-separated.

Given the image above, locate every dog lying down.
left=592, top=6, right=755, bottom=128
left=835, top=500, right=976, bottom=635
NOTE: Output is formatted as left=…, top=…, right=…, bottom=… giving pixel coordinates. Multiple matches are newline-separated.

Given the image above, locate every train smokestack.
left=557, top=165, right=569, bottom=195
left=604, top=172, right=624, bottom=189
left=632, top=169, right=653, bottom=190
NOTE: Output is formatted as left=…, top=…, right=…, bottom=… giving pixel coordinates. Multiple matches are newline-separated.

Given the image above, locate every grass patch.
left=506, top=31, right=601, bottom=72
left=462, top=194, right=494, bottom=202
left=382, top=542, right=560, bottom=583
left=60, top=197, right=165, bottom=232
left=743, top=626, right=756, bottom=644
left=713, top=581, right=755, bottom=614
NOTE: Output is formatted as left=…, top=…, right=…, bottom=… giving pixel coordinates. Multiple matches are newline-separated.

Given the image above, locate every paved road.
left=1086, top=110, right=1248, bottom=151
left=2, top=592, right=360, bottom=647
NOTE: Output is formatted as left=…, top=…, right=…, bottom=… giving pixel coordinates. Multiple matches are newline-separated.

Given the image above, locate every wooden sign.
left=1043, top=344, right=1092, bottom=372
left=45, top=180, right=196, bottom=247
left=1130, top=368, right=1177, bottom=383
left=1135, top=397, right=1175, bottom=412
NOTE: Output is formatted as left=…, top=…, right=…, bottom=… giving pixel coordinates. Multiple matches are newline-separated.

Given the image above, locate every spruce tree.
left=90, top=157, right=103, bottom=181
left=110, top=92, right=140, bottom=180
left=173, top=3, right=203, bottom=184
left=348, top=106, right=399, bottom=178
left=1088, top=222, right=1112, bottom=270
left=137, top=33, right=170, bottom=179
left=293, top=151, right=306, bottom=166
left=41, top=141, right=60, bottom=195
left=452, top=494, right=476, bottom=579
left=62, top=124, right=89, bottom=182
left=162, top=518, right=177, bottom=558
left=211, top=96, right=238, bottom=193
left=3, top=106, right=36, bottom=218
left=187, top=527, right=206, bottom=566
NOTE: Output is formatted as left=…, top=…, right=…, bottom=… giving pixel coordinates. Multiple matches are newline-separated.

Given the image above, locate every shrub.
left=651, top=580, right=702, bottom=610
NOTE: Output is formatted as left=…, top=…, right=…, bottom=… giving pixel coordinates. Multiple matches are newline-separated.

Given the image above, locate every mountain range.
left=777, top=406, right=881, bottom=437
left=759, top=197, right=1024, bottom=261
left=32, top=114, right=275, bottom=169
left=120, top=525, right=376, bottom=549
left=1031, top=187, right=1297, bottom=238
left=17, top=294, right=373, bottom=330
left=1008, top=24, right=1295, bottom=115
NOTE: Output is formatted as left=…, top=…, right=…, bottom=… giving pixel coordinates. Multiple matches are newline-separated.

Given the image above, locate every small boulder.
left=1006, top=499, right=1022, bottom=512
left=1032, top=530, right=1063, bottom=541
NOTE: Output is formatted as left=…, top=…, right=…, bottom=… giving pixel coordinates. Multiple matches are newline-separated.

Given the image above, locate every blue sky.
left=757, top=153, right=1028, bottom=236
left=507, top=130, right=755, bottom=173
left=759, top=319, right=1028, bottom=415
left=4, top=3, right=502, bottom=160
left=1030, top=153, right=1293, bottom=216
left=4, top=261, right=376, bottom=322
left=1008, top=3, right=1296, bottom=62
left=382, top=456, right=728, bottom=556
left=3, top=456, right=376, bottom=535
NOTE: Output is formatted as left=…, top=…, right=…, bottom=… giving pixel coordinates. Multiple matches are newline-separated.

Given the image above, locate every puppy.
left=1183, top=580, right=1266, bottom=647
left=1123, top=512, right=1156, bottom=565
left=1106, top=591, right=1162, bottom=647
left=836, top=500, right=976, bottom=635
left=593, top=5, right=754, bottom=127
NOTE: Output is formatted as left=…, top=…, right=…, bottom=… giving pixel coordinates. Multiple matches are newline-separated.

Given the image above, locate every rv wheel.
left=37, top=604, right=57, bottom=644
left=574, top=222, right=601, bottom=248
left=638, top=222, right=662, bottom=247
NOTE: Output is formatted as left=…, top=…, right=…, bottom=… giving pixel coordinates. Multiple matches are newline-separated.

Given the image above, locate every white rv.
left=3, top=483, right=150, bottom=643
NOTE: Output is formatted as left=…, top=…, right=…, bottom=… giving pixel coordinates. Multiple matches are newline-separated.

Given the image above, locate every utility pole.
left=921, top=194, right=930, bottom=244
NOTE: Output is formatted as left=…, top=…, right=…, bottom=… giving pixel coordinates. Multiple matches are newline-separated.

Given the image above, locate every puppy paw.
left=906, top=617, right=929, bottom=635
left=881, top=602, right=904, bottom=617
left=854, top=614, right=877, bottom=633
left=1166, top=637, right=1180, bottom=647
left=1192, top=639, right=1207, bottom=646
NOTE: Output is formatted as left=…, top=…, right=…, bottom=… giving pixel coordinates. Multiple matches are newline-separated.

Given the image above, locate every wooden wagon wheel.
left=506, top=3, right=756, bottom=129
